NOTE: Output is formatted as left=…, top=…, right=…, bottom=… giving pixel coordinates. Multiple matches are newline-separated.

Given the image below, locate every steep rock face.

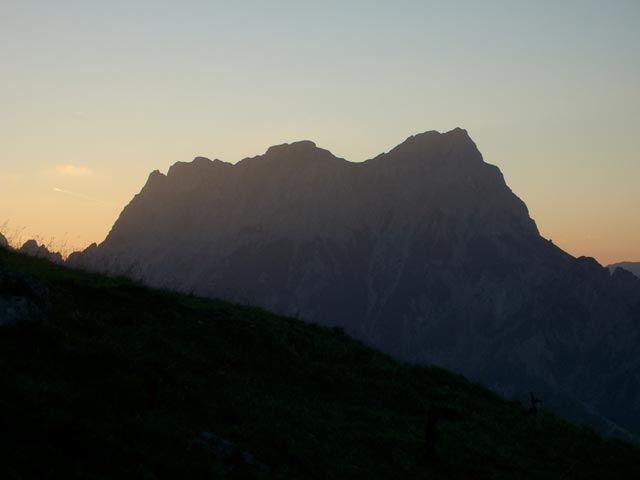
left=69, top=129, right=640, bottom=439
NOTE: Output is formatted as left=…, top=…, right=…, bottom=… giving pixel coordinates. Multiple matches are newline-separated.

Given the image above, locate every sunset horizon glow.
left=2, top=1, right=639, bottom=265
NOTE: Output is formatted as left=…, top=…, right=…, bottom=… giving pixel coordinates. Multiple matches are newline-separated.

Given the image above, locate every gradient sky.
left=1, top=0, right=639, bottom=264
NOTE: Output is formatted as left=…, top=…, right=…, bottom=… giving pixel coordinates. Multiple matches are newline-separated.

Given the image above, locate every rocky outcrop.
left=189, top=432, right=268, bottom=473
left=0, top=271, right=50, bottom=326
left=66, top=128, right=640, bottom=439
left=0, top=233, right=8, bottom=249
left=19, top=240, right=63, bottom=264
left=66, top=243, right=99, bottom=270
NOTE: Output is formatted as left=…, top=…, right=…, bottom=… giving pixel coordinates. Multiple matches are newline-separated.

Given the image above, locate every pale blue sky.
left=1, top=1, right=639, bottom=263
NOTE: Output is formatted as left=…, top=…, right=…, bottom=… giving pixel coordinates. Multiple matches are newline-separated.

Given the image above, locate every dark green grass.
left=0, top=248, right=638, bottom=479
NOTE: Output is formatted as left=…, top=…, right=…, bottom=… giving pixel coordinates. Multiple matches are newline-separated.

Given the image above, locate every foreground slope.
left=1, top=249, right=639, bottom=479
left=68, top=129, right=640, bottom=439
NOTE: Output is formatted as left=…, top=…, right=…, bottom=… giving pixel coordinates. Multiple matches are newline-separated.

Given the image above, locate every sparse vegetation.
left=1, top=248, right=639, bottom=479
left=1, top=221, right=76, bottom=259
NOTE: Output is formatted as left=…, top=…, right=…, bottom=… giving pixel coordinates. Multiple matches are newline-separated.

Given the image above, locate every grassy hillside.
left=1, top=248, right=639, bottom=479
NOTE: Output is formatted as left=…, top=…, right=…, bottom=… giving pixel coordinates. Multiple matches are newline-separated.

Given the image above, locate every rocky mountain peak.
left=147, top=169, right=166, bottom=183
left=256, top=140, right=343, bottom=167
left=64, top=129, right=640, bottom=440
left=193, top=156, right=213, bottom=164
left=376, top=128, right=482, bottom=169
left=265, top=140, right=318, bottom=156
left=409, top=127, right=471, bottom=144
left=19, top=240, right=63, bottom=264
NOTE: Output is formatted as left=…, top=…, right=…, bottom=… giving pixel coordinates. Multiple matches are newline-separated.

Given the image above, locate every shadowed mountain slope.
left=2, top=248, right=640, bottom=478
left=67, top=129, right=640, bottom=440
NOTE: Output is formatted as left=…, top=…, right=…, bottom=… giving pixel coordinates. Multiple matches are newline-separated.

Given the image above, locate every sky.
left=1, top=0, right=639, bottom=264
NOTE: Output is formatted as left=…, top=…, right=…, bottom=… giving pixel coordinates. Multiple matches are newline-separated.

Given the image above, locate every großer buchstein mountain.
left=68, top=128, right=640, bottom=440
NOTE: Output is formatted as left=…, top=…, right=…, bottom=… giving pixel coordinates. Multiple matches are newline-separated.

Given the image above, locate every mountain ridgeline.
left=608, top=262, right=640, bottom=279
left=68, top=129, right=640, bottom=440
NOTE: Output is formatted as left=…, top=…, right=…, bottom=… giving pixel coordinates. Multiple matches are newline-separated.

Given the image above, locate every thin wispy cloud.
left=53, top=187, right=111, bottom=206
left=56, top=165, right=91, bottom=175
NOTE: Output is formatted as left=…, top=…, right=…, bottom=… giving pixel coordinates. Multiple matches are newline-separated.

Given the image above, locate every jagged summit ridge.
left=265, top=140, right=318, bottom=155
left=147, top=128, right=483, bottom=182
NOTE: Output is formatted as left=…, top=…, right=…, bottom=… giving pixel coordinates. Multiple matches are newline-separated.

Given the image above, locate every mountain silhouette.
left=19, top=239, right=63, bottom=264
left=608, top=262, right=640, bottom=279
left=67, top=128, right=640, bottom=439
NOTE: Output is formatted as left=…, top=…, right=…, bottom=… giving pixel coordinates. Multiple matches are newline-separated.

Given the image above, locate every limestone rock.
left=19, top=240, right=63, bottom=264
left=190, top=432, right=268, bottom=472
left=63, top=128, right=640, bottom=440
left=0, top=271, right=50, bottom=326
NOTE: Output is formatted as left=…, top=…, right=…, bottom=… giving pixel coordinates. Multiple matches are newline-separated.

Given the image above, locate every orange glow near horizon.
left=1, top=2, right=639, bottom=265
left=1, top=133, right=638, bottom=266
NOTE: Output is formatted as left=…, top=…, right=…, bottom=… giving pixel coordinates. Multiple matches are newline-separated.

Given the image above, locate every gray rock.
left=0, top=271, right=50, bottom=326
left=0, top=233, right=8, bottom=249
left=66, top=243, right=99, bottom=270
left=19, top=240, right=63, bottom=264
left=190, top=432, right=268, bottom=472
left=66, top=128, right=640, bottom=440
